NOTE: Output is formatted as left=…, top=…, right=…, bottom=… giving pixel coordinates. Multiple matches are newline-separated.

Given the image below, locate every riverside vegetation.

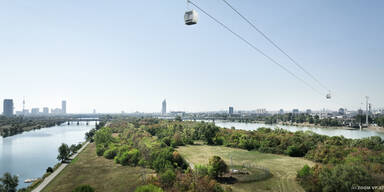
left=81, top=117, right=384, bottom=192
left=204, top=113, right=384, bottom=128
left=0, top=116, right=67, bottom=137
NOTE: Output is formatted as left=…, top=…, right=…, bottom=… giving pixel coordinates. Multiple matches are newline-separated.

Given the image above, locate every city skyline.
left=0, top=97, right=381, bottom=114
left=0, top=0, right=383, bottom=113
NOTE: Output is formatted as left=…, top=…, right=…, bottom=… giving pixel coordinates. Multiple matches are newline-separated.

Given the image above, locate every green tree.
left=0, top=172, right=18, bottom=192
left=57, top=143, right=70, bottom=162
left=46, top=167, right=54, bottom=173
left=175, top=116, right=182, bottom=122
left=160, top=169, right=176, bottom=188
left=202, top=124, right=219, bottom=145
left=69, top=144, right=77, bottom=154
left=208, top=156, right=228, bottom=179
left=94, top=127, right=114, bottom=147
left=319, top=164, right=373, bottom=192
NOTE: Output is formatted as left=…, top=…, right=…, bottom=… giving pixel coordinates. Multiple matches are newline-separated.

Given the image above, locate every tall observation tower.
left=162, top=99, right=167, bottom=115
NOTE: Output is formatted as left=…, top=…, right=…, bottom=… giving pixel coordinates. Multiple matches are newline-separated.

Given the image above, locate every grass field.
left=42, top=143, right=154, bottom=192
left=177, top=145, right=315, bottom=192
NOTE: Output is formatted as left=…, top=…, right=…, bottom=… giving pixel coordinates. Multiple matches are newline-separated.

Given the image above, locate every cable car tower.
left=184, top=0, right=198, bottom=25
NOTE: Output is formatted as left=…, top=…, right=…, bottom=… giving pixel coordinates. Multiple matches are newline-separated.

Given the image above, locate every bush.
left=195, top=164, right=209, bottom=177
left=160, top=169, right=176, bottom=188
left=208, top=156, right=228, bottom=179
left=297, top=165, right=311, bottom=178
left=285, top=145, right=306, bottom=157
left=70, top=144, right=78, bottom=154
left=96, top=144, right=105, bottom=156
left=72, top=185, right=95, bottom=192
left=46, top=167, right=54, bottom=173
left=116, top=148, right=140, bottom=166
left=103, top=146, right=118, bottom=159
left=319, top=164, right=373, bottom=192
left=135, top=184, right=164, bottom=192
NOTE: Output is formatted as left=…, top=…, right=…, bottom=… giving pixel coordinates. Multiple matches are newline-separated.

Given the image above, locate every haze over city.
left=1, top=0, right=383, bottom=113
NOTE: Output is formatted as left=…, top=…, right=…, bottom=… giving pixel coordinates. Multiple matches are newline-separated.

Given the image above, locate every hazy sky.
left=0, top=0, right=383, bottom=113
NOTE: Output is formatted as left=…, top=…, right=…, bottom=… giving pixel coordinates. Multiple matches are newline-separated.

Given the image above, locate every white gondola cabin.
left=184, top=10, right=198, bottom=25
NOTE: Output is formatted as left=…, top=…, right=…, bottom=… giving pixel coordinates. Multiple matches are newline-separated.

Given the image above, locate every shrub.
left=103, top=146, right=118, bottom=159
left=46, top=167, right=54, bottom=173
left=319, top=164, right=373, bottom=192
left=297, top=165, right=311, bottom=178
left=195, top=164, right=209, bottom=177
left=285, top=145, right=306, bottom=157
left=96, top=144, right=105, bottom=156
left=160, top=169, right=176, bottom=188
left=116, top=148, right=140, bottom=166
left=208, top=156, right=228, bottom=179
left=135, top=184, right=164, bottom=192
left=72, top=185, right=95, bottom=192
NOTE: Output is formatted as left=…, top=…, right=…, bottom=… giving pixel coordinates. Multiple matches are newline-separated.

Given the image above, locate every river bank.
left=0, top=116, right=68, bottom=137
left=0, top=122, right=95, bottom=189
left=216, top=120, right=384, bottom=133
left=214, top=120, right=384, bottom=140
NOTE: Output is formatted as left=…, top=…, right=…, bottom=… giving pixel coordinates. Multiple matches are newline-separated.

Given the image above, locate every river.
left=214, top=121, right=384, bottom=139
left=0, top=122, right=95, bottom=189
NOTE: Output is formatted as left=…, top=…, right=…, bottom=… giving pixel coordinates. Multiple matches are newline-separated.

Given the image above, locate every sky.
left=0, top=0, right=383, bottom=113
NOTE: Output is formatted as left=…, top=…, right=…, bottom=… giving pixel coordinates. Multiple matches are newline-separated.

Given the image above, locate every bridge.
left=66, top=117, right=100, bottom=126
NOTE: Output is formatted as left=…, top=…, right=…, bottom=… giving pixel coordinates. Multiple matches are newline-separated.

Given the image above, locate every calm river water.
left=0, top=122, right=95, bottom=189
left=214, top=121, right=384, bottom=139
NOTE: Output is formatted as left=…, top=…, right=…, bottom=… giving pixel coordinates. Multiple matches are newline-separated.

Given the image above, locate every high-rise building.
left=62, top=100, right=67, bottom=114
left=161, top=99, right=167, bottom=115
left=279, top=109, right=284, bottom=114
left=3, top=99, right=14, bottom=117
left=292, top=109, right=299, bottom=114
left=229, top=106, right=234, bottom=115
left=43, top=107, right=49, bottom=114
left=51, top=108, right=62, bottom=114
left=256, top=108, right=267, bottom=114
left=306, top=109, right=312, bottom=114
left=23, top=109, right=29, bottom=115
left=31, top=108, right=40, bottom=114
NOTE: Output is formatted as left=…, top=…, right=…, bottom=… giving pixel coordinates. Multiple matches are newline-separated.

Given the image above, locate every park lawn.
left=177, top=145, right=316, bottom=192
left=42, top=143, right=154, bottom=192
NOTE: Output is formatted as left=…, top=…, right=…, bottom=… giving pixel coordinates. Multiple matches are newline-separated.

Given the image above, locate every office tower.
left=3, top=99, right=14, bottom=117
left=62, top=100, right=67, bottom=114
left=229, top=106, right=234, bottom=115
left=162, top=99, right=167, bottom=115
left=31, top=108, right=39, bottom=115
left=43, top=107, right=49, bottom=114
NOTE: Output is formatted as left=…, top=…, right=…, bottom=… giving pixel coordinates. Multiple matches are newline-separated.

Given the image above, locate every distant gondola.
left=326, top=93, right=331, bottom=99
left=185, top=10, right=198, bottom=25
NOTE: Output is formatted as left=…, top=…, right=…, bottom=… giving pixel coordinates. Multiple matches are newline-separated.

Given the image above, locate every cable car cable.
left=188, top=0, right=324, bottom=96
left=221, top=0, right=330, bottom=93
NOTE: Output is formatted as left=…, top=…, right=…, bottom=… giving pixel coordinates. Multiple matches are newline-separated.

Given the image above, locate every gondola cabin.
left=326, top=93, right=331, bottom=99
left=185, top=10, right=198, bottom=25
